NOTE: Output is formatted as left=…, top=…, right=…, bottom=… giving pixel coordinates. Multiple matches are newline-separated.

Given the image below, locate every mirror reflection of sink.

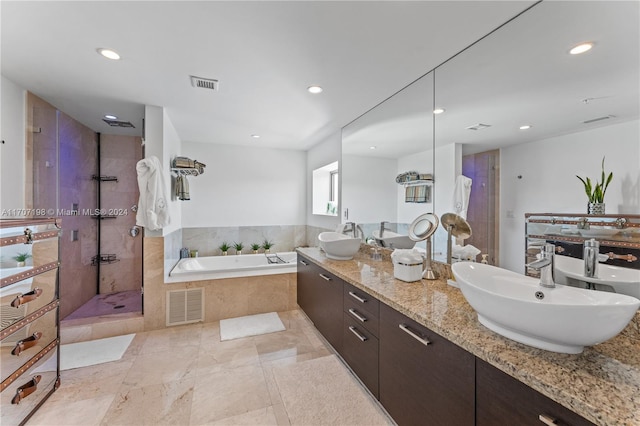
left=554, top=255, right=640, bottom=299
left=452, top=262, right=640, bottom=354
left=318, top=232, right=361, bottom=260
left=371, top=230, right=416, bottom=249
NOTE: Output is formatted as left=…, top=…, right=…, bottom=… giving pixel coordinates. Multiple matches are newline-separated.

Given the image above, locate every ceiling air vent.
left=583, top=115, right=615, bottom=124
left=103, top=119, right=135, bottom=128
left=190, top=75, right=219, bottom=91
left=466, top=123, right=492, bottom=131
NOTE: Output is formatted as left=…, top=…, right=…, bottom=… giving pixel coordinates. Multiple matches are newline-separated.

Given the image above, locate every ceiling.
left=1, top=1, right=537, bottom=151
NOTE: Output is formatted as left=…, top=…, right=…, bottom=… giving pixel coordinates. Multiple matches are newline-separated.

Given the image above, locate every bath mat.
left=219, top=312, right=285, bottom=341
left=33, top=333, right=135, bottom=373
left=272, top=355, right=392, bottom=425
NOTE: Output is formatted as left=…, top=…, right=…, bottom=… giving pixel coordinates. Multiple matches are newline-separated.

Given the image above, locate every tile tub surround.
left=297, top=247, right=640, bottom=426
left=182, top=225, right=307, bottom=257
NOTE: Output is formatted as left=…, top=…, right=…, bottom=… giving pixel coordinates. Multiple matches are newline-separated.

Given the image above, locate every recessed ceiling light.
left=104, top=114, right=118, bottom=120
left=569, top=42, right=593, bottom=55
left=251, top=134, right=260, bottom=139
left=433, top=108, right=446, bottom=114
left=97, top=48, right=121, bottom=60
left=519, top=125, right=532, bottom=130
left=307, top=85, right=323, bottom=94
left=369, top=146, right=377, bottom=150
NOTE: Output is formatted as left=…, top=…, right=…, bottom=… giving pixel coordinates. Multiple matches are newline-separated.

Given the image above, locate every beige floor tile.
left=189, top=364, right=271, bottom=425
left=254, top=328, right=316, bottom=363
left=101, top=377, right=195, bottom=426
left=196, top=336, right=260, bottom=375
left=123, top=346, right=198, bottom=388
left=26, top=394, right=116, bottom=426
left=209, top=406, right=278, bottom=425
left=139, top=323, right=202, bottom=355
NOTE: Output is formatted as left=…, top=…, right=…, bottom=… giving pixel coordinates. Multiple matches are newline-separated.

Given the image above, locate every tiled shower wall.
left=99, top=135, right=143, bottom=294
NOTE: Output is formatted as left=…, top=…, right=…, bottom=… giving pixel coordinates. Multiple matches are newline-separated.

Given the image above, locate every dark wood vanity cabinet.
left=296, top=255, right=343, bottom=354
left=342, top=282, right=380, bottom=398
left=476, top=359, right=594, bottom=426
left=379, top=302, right=475, bottom=426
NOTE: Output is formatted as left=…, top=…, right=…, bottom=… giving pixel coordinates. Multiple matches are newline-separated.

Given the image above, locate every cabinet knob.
left=538, top=414, right=558, bottom=425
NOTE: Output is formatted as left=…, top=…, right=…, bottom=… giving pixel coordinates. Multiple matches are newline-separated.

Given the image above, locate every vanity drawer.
left=342, top=312, right=379, bottom=399
left=344, top=282, right=379, bottom=319
left=1, top=269, right=58, bottom=333
left=344, top=294, right=379, bottom=338
left=1, top=304, right=58, bottom=383
left=0, top=340, right=58, bottom=426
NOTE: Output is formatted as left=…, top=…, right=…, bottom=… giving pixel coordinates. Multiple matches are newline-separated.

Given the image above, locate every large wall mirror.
left=341, top=1, right=639, bottom=272
left=341, top=71, right=434, bottom=250
left=433, top=1, right=639, bottom=271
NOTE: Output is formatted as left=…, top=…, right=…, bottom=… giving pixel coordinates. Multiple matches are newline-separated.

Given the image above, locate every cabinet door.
left=379, top=302, right=474, bottom=426
left=296, top=256, right=343, bottom=354
left=476, top=358, right=594, bottom=426
left=342, top=312, right=379, bottom=398
left=296, top=255, right=317, bottom=321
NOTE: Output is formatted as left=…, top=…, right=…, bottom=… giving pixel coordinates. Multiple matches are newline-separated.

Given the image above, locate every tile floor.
left=26, top=310, right=394, bottom=426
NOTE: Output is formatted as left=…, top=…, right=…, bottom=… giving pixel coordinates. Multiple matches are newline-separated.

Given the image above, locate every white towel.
left=136, top=156, right=170, bottom=230
left=453, top=175, right=472, bottom=219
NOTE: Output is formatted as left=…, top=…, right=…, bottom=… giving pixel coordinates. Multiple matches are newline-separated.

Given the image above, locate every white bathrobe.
left=453, top=175, right=473, bottom=220
left=136, top=156, right=170, bottom=230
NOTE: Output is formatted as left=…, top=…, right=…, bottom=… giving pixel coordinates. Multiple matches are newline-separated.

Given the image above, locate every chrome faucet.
left=379, top=221, right=391, bottom=238
left=527, top=243, right=556, bottom=288
left=343, top=222, right=363, bottom=239
left=583, top=239, right=600, bottom=278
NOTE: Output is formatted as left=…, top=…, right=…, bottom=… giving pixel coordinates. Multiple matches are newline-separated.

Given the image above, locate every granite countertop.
left=296, top=247, right=640, bottom=426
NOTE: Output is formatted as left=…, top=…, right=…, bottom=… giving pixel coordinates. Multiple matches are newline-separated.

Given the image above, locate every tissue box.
left=393, top=260, right=423, bottom=282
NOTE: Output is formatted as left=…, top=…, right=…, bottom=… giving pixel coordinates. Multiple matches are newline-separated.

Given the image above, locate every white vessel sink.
left=372, top=230, right=416, bottom=249
left=318, top=232, right=361, bottom=260
left=554, top=255, right=640, bottom=299
left=452, top=262, right=640, bottom=354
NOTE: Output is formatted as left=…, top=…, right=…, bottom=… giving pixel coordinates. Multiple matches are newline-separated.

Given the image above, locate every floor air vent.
left=166, top=288, right=204, bottom=326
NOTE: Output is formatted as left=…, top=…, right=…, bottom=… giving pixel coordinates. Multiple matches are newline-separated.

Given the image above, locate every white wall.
left=342, top=154, right=396, bottom=224
left=0, top=76, right=26, bottom=210
left=181, top=142, right=306, bottom=227
left=500, top=119, right=640, bottom=273
left=143, top=105, right=182, bottom=236
left=307, top=131, right=342, bottom=231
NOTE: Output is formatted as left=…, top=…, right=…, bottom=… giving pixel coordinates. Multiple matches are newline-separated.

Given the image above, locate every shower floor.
left=65, top=290, right=142, bottom=320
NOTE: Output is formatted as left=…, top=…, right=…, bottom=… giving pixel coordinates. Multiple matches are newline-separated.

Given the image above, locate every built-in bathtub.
left=167, top=252, right=298, bottom=283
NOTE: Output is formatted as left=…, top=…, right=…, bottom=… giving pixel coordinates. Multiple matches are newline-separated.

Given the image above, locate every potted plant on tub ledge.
left=233, top=242, right=244, bottom=255
left=576, top=157, right=613, bottom=215
left=250, top=243, right=261, bottom=254
left=261, top=239, right=274, bottom=253
left=219, top=242, right=231, bottom=256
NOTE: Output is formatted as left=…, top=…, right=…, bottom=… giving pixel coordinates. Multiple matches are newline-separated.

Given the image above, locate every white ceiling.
left=1, top=1, right=538, bottom=151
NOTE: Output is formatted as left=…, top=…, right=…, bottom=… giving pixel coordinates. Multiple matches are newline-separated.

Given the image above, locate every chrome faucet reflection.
left=527, top=243, right=556, bottom=288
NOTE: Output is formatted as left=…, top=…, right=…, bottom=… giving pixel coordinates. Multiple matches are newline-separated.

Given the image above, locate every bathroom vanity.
left=0, top=218, right=61, bottom=425
left=297, top=247, right=639, bottom=426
